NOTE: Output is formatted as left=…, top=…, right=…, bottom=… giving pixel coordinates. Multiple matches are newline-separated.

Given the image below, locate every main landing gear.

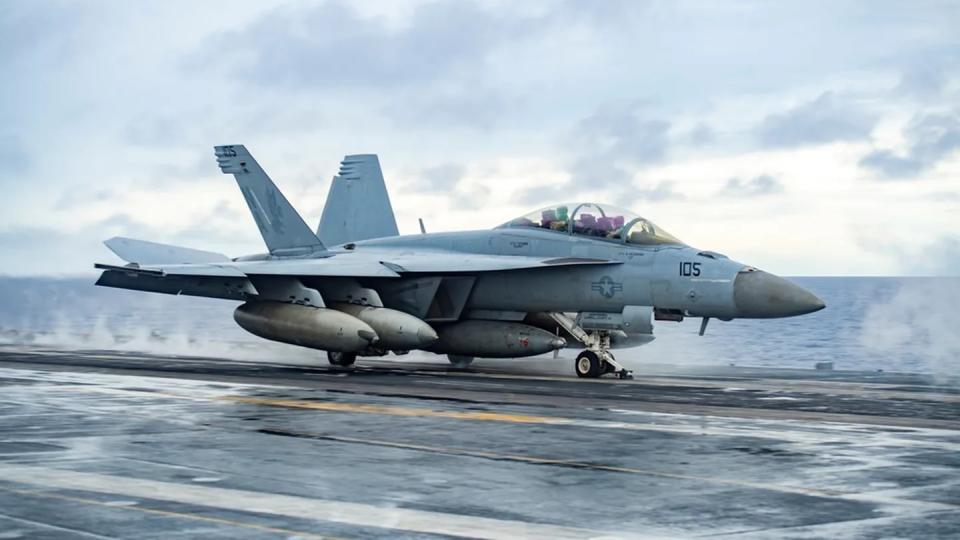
left=447, top=354, right=474, bottom=368
left=574, top=350, right=630, bottom=379
left=548, top=313, right=633, bottom=380
left=327, top=351, right=357, bottom=367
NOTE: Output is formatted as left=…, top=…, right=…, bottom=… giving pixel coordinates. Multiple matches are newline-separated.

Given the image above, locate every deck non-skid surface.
left=0, top=345, right=958, bottom=539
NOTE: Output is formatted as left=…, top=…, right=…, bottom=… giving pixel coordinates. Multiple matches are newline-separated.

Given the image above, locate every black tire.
left=447, top=355, right=474, bottom=368
left=327, top=351, right=357, bottom=367
left=575, top=351, right=602, bottom=378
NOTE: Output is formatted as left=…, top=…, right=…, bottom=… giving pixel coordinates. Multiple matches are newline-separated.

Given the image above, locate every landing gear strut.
left=549, top=313, right=633, bottom=380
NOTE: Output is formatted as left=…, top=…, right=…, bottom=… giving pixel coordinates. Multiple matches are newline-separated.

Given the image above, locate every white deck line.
left=0, top=464, right=670, bottom=540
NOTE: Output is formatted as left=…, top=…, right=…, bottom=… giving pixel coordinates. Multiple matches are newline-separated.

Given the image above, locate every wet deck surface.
left=0, top=345, right=958, bottom=539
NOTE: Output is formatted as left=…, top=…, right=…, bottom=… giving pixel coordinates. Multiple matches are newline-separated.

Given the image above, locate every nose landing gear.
left=548, top=313, right=633, bottom=379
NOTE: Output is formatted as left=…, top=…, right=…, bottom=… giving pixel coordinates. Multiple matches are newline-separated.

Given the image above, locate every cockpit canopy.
left=498, top=202, right=682, bottom=245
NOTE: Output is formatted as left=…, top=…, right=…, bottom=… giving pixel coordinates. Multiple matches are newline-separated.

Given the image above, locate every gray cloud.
left=55, top=188, right=115, bottom=211
left=0, top=226, right=97, bottom=276
left=0, top=2, right=87, bottom=68
left=896, top=59, right=952, bottom=98
left=0, top=134, right=30, bottom=177
left=860, top=110, right=960, bottom=178
left=758, top=92, right=876, bottom=148
left=385, top=90, right=514, bottom=130
left=451, top=183, right=490, bottom=211
left=719, top=174, right=784, bottom=197
left=515, top=103, right=674, bottom=206
left=193, top=1, right=531, bottom=90
left=687, top=123, right=715, bottom=146
left=414, top=163, right=465, bottom=191
left=96, top=213, right=158, bottom=237
left=170, top=201, right=254, bottom=248
left=515, top=183, right=574, bottom=207
left=568, top=103, right=671, bottom=186
left=634, top=180, right=685, bottom=202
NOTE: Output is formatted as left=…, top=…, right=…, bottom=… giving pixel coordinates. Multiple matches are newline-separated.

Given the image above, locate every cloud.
left=0, top=134, right=30, bottom=176
left=857, top=234, right=960, bottom=277
left=718, top=174, right=784, bottom=197
left=914, top=236, right=960, bottom=276
left=896, top=60, right=951, bottom=98
left=193, top=1, right=531, bottom=90
left=860, top=110, right=960, bottom=178
left=412, top=163, right=465, bottom=191
left=515, top=183, right=574, bottom=207
left=634, top=180, right=685, bottom=202
left=54, top=188, right=115, bottom=211
left=758, top=92, right=876, bottom=148
left=0, top=219, right=157, bottom=276
left=567, top=102, right=671, bottom=186
left=385, top=89, right=514, bottom=130
left=452, top=183, right=491, bottom=210
left=0, top=2, right=87, bottom=68
left=686, top=123, right=715, bottom=146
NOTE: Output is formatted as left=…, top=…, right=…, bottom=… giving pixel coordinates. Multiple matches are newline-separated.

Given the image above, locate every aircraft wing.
left=96, top=252, right=617, bottom=279
left=374, top=252, right=621, bottom=273
left=94, top=250, right=620, bottom=302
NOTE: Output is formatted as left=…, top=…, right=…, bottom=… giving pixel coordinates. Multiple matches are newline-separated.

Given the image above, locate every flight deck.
left=0, top=345, right=957, bottom=538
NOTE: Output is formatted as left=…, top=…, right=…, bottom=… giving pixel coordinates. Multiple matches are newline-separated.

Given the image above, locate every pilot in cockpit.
left=502, top=203, right=681, bottom=246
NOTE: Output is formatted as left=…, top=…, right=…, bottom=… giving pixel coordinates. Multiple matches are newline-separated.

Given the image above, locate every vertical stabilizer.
left=214, top=145, right=324, bottom=254
left=317, top=154, right=399, bottom=246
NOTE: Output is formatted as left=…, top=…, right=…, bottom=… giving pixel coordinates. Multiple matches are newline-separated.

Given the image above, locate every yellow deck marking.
left=220, top=395, right=572, bottom=425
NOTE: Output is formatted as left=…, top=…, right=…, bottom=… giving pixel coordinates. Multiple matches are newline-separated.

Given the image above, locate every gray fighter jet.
left=95, top=145, right=825, bottom=379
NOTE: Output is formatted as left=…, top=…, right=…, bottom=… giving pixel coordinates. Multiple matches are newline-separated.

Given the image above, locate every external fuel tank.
left=233, top=301, right=377, bottom=352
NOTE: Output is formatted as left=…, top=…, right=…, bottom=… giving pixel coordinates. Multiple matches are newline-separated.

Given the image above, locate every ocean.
left=1, top=276, right=957, bottom=380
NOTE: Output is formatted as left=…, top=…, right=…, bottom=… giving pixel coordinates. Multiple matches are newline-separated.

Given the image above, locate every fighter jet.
left=95, top=145, right=825, bottom=379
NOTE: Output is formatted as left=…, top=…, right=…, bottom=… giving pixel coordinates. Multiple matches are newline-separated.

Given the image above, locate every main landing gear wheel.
left=327, top=351, right=357, bottom=367
left=575, top=351, right=602, bottom=378
left=447, top=354, right=474, bottom=368
left=547, top=313, right=634, bottom=380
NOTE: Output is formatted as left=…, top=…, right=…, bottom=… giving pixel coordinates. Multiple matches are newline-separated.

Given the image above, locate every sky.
left=1, top=0, right=958, bottom=276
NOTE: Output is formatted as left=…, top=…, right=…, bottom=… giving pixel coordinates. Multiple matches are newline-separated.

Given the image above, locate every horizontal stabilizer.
left=215, top=144, right=324, bottom=254
left=94, top=262, right=165, bottom=276
left=104, top=237, right=230, bottom=265
left=318, top=154, right=399, bottom=245
left=94, top=262, right=246, bottom=277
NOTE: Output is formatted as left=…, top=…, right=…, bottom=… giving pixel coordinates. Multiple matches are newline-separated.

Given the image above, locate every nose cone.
left=417, top=325, right=440, bottom=347
left=733, top=270, right=825, bottom=318
left=357, top=329, right=379, bottom=345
